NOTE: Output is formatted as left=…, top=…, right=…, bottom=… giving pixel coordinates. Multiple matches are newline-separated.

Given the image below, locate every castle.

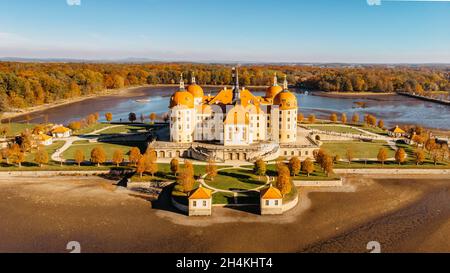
left=149, top=68, right=319, bottom=163
left=169, top=67, right=298, bottom=146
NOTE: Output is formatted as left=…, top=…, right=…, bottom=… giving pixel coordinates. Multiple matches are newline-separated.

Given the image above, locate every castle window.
left=275, top=200, right=279, bottom=206
left=265, top=200, right=269, bottom=206
left=203, top=200, right=207, bottom=207
left=193, top=201, right=197, bottom=207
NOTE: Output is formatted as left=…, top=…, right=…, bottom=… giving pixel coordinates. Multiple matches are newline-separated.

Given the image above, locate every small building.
left=388, top=125, right=406, bottom=138
left=188, top=186, right=213, bottom=216
left=51, top=126, right=72, bottom=138
left=35, top=133, right=53, bottom=146
left=260, top=185, right=283, bottom=215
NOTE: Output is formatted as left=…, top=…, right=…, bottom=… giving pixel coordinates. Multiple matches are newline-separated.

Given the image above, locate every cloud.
left=67, top=0, right=81, bottom=6
left=367, top=0, right=382, bottom=5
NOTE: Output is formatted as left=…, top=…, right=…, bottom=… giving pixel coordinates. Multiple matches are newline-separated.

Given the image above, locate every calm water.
left=8, top=86, right=450, bottom=130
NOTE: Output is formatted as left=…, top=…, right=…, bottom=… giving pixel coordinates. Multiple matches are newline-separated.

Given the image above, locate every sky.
left=0, top=0, right=450, bottom=63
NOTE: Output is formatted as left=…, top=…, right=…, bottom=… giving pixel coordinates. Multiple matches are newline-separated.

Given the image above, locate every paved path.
left=51, top=125, right=123, bottom=163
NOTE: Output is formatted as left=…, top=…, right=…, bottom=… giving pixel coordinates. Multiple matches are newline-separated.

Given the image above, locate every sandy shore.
left=0, top=174, right=449, bottom=253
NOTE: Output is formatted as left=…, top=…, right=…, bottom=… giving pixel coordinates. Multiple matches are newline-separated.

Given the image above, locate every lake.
left=7, top=86, right=450, bottom=130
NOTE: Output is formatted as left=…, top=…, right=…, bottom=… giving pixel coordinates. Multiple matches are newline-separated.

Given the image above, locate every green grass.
left=212, top=192, right=235, bottom=205
left=306, top=124, right=369, bottom=135
left=98, top=125, right=147, bottom=135
left=21, top=141, right=65, bottom=167
left=266, top=164, right=340, bottom=181
left=335, top=160, right=450, bottom=169
left=1, top=123, right=36, bottom=137
left=74, top=123, right=112, bottom=135
left=321, top=141, right=395, bottom=159
left=62, top=142, right=133, bottom=161
left=130, top=163, right=208, bottom=182
left=205, top=168, right=266, bottom=191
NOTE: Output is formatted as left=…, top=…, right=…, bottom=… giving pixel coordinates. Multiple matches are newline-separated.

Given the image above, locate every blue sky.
left=0, top=0, right=449, bottom=63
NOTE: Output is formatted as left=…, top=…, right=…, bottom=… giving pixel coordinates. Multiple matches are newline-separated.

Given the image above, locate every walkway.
left=51, top=125, right=123, bottom=163
left=198, top=167, right=271, bottom=202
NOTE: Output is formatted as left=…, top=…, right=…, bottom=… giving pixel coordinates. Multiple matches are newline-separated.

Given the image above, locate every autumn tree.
left=254, top=159, right=267, bottom=179
left=178, top=163, right=195, bottom=193
left=330, top=113, right=338, bottom=123
left=288, top=156, right=301, bottom=177
left=395, top=148, right=406, bottom=166
left=378, top=119, right=385, bottom=129
left=352, top=113, right=360, bottom=124
left=323, top=155, right=334, bottom=177
left=74, top=149, right=85, bottom=167
left=346, top=148, right=354, bottom=165
left=431, top=148, right=441, bottom=166
left=276, top=164, right=292, bottom=196
left=414, top=149, right=425, bottom=165
left=170, top=158, right=179, bottom=177
left=9, top=144, right=24, bottom=167
left=129, top=147, right=141, bottom=166
left=308, top=114, right=316, bottom=124
left=68, top=121, right=82, bottom=131
left=34, top=147, right=49, bottom=167
left=112, top=149, right=124, bottom=167
left=105, top=112, right=113, bottom=123
left=205, top=159, right=218, bottom=181
left=297, top=112, right=304, bottom=123
left=341, top=113, right=347, bottom=124
left=136, top=156, right=147, bottom=178
left=149, top=113, right=157, bottom=124
left=302, top=158, right=315, bottom=177
left=91, top=146, right=107, bottom=167
left=377, top=148, right=388, bottom=166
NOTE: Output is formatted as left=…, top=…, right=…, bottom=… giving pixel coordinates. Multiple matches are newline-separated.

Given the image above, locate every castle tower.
left=232, top=67, right=241, bottom=104
left=169, top=73, right=196, bottom=143
left=273, top=75, right=298, bottom=144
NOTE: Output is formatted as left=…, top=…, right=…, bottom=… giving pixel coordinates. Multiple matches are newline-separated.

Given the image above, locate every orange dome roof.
left=266, top=85, right=283, bottom=99
left=170, top=90, right=194, bottom=108
left=273, top=90, right=297, bottom=110
left=187, top=84, right=204, bottom=98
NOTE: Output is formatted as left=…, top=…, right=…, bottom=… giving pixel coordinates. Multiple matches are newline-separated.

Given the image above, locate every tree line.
left=1, top=62, right=449, bottom=111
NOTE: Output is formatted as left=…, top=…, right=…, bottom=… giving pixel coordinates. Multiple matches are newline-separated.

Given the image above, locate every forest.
left=0, top=61, right=449, bottom=111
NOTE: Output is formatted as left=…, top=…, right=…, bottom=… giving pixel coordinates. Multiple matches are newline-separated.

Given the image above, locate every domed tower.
left=266, top=73, right=283, bottom=99
left=273, top=75, right=297, bottom=144
left=169, top=74, right=196, bottom=143
left=187, top=73, right=204, bottom=106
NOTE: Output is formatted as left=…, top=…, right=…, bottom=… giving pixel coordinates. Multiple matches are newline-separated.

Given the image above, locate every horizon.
left=1, top=0, right=450, bottom=63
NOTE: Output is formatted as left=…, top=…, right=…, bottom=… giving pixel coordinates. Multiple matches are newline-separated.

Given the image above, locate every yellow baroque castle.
left=169, top=68, right=298, bottom=146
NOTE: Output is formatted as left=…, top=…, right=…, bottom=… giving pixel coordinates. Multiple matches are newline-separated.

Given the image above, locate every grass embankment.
left=306, top=125, right=368, bottom=135
left=96, top=125, right=147, bottom=135
left=321, top=141, right=395, bottom=159
left=266, top=164, right=341, bottom=181
left=205, top=169, right=266, bottom=191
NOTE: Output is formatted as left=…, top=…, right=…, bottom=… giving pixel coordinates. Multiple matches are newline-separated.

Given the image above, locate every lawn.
left=62, top=142, right=133, bottom=161
left=321, top=141, right=396, bottom=159
left=98, top=125, right=148, bottom=135
left=306, top=125, right=369, bottom=135
left=205, top=168, right=267, bottom=191
left=266, top=164, right=340, bottom=181
left=1, top=123, right=36, bottom=137
left=22, top=141, right=65, bottom=166
left=74, top=123, right=112, bottom=135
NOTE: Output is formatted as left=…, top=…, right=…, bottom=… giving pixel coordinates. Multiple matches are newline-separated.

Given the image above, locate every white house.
left=260, top=185, right=283, bottom=215
left=188, top=186, right=212, bottom=216
left=35, top=133, right=53, bottom=146
left=51, top=126, right=72, bottom=138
